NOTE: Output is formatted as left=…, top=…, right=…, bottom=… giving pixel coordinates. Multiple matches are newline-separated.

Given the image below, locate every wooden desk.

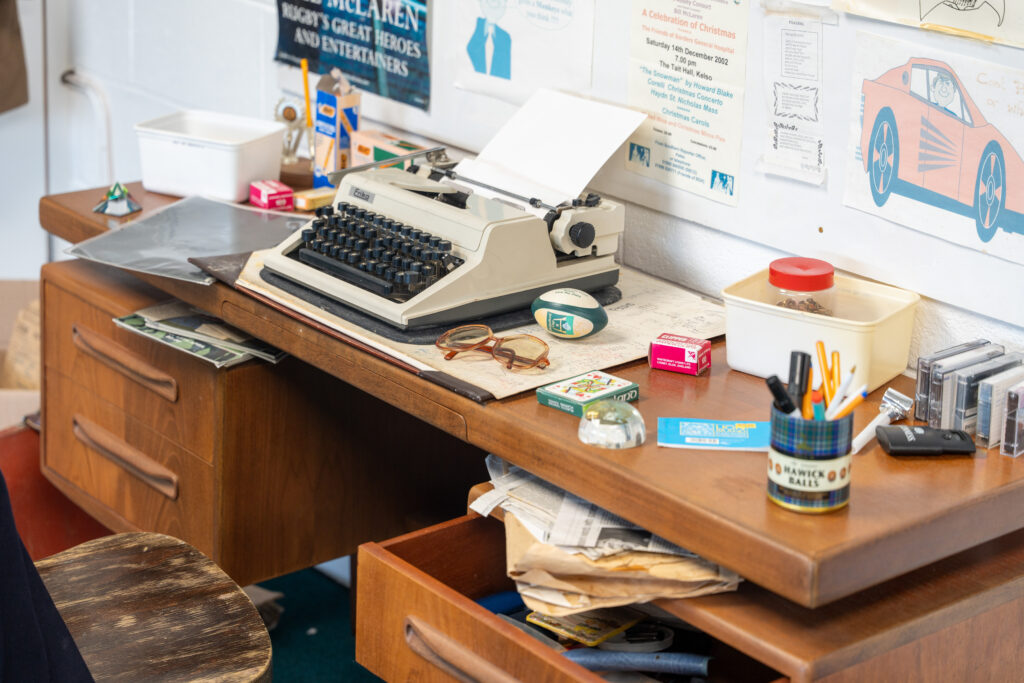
left=40, top=185, right=1024, bottom=681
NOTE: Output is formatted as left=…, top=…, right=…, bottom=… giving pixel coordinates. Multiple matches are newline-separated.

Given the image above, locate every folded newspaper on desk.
left=472, top=456, right=741, bottom=616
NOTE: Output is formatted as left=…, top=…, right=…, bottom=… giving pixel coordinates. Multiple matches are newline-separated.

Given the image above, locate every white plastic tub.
left=722, top=270, right=919, bottom=392
left=135, top=110, right=285, bottom=202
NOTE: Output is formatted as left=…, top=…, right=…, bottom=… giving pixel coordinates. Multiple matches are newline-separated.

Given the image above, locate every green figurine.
left=93, top=182, right=141, bottom=217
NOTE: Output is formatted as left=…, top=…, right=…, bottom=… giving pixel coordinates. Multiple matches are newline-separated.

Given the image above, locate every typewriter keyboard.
left=287, top=202, right=464, bottom=303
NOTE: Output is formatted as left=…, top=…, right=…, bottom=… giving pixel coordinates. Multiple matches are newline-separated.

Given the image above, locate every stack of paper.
left=114, top=300, right=286, bottom=369
left=471, top=456, right=741, bottom=617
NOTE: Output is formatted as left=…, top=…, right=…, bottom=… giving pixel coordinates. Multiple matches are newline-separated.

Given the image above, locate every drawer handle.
left=72, top=324, right=178, bottom=403
left=404, top=616, right=522, bottom=683
left=72, top=415, right=180, bottom=500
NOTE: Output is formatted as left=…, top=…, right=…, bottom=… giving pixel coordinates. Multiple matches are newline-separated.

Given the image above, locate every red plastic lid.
left=769, top=257, right=834, bottom=292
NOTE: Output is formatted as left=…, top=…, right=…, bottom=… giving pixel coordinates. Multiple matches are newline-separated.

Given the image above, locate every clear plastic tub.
left=722, top=270, right=919, bottom=392
left=135, top=110, right=285, bottom=202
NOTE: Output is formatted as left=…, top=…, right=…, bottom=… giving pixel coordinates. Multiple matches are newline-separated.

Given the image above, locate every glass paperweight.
left=578, top=400, right=646, bottom=449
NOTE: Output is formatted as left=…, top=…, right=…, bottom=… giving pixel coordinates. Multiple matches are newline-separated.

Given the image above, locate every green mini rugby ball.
left=531, top=288, right=608, bottom=339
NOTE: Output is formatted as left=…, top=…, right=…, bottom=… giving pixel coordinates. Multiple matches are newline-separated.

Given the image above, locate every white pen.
left=827, top=383, right=868, bottom=420
left=829, top=365, right=858, bottom=413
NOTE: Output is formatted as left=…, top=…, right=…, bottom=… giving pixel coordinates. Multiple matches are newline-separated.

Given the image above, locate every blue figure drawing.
left=467, top=0, right=511, bottom=80
left=629, top=143, right=650, bottom=168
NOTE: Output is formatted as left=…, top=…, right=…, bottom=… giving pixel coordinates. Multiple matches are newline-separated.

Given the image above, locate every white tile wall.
left=47, top=0, right=279, bottom=192
left=131, top=0, right=270, bottom=115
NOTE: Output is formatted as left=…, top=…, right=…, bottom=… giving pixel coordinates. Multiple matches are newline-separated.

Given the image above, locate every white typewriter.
left=257, top=148, right=623, bottom=330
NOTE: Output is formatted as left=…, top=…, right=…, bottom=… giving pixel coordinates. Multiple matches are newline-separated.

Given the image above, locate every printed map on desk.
left=658, top=418, right=770, bottom=451
left=238, top=254, right=725, bottom=399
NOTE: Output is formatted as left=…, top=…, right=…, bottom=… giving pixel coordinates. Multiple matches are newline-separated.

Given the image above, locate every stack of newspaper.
left=470, top=456, right=741, bottom=617
left=114, top=301, right=287, bottom=368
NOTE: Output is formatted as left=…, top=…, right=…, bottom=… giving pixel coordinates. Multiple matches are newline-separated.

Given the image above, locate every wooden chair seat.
left=36, top=532, right=272, bottom=682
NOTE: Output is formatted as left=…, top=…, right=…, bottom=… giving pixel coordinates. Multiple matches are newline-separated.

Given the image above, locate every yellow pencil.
left=816, top=341, right=834, bottom=403
left=320, top=138, right=335, bottom=169
left=831, top=351, right=841, bottom=392
left=301, top=58, right=313, bottom=128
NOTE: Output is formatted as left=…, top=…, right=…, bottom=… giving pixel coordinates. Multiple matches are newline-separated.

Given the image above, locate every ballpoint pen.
left=830, top=365, right=858, bottom=413
left=832, top=387, right=869, bottom=420
left=828, top=380, right=867, bottom=420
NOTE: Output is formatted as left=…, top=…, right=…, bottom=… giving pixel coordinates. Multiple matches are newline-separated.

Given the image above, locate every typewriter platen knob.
left=568, top=222, right=596, bottom=249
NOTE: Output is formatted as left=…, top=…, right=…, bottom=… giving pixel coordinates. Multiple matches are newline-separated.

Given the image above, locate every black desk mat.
left=257, top=267, right=622, bottom=345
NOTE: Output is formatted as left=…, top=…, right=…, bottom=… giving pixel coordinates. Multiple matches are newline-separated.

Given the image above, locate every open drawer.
left=356, top=514, right=786, bottom=682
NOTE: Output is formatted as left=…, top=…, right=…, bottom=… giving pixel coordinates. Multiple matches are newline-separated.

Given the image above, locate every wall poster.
left=759, top=12, right=826, bottom=185
left=838, top=1, right=1024, bottom=50
left=275, top=0, right=430, bottom=111
left=453, top=0, right=595, bottom=105
left=625, top=0, right=750, bottom=206
left=844, top=32, right=1024, bottom=264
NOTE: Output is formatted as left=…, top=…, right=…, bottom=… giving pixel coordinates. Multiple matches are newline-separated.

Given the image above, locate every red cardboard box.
left=649, top=333, right=711, bottom=375
left=249, top=179, right=294, bottom=210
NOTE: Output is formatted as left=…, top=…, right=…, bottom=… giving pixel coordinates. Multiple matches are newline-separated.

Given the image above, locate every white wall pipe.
left=59, top=68, right=114, bottom=186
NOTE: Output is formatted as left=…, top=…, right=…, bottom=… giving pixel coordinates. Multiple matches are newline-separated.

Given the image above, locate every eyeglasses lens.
left=440, top=325, right=492, bottom=350
left=493, top=335, right=548, bottom=369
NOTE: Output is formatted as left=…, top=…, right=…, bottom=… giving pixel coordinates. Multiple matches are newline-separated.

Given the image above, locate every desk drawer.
left=358, top=515, right=596, bottom=682
left=357, top=515, right=785, bottom=682
left=43, top=371, right=215, bottom=557
left=43, top=280, right=217, bottom=460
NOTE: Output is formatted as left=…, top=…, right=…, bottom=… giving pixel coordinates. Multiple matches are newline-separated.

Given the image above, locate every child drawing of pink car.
left=861, top=58, right=1024, bottom=242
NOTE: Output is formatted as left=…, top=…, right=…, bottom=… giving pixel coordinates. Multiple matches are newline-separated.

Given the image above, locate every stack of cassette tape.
left=915, top=340, right=1024, bottom=456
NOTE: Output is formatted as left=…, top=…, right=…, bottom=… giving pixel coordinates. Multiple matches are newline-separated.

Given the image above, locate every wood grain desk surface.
left=39, top=184, right=1024, bottom=609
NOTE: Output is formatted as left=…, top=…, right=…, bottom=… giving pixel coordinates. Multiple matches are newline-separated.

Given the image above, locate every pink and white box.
left=249, top=179, right=293, bottom=210
left=649, top=333, right=711, bottom=375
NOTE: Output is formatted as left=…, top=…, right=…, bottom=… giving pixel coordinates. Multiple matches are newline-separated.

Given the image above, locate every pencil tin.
left=766, top=406, right=854, bottom=514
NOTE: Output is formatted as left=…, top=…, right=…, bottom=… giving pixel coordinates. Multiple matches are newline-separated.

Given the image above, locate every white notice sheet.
left=625, top=0, right=750, bottom=206
left=760, top=13, right=826, bottom=184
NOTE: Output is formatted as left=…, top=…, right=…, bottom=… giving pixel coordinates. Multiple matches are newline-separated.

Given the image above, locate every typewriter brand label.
left=350, top=186, right=375, bottom=203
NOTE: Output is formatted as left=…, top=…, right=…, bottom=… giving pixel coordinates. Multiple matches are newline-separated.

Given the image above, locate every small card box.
left=649, top=333, right=711, bottom=375
left=249, top=179, right=294, bottom=210
left=536, top=370, right=640, bottom=417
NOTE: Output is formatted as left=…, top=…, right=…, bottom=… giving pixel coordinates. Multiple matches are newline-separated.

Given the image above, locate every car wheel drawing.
left=974, top=143, right=1005, bottom=242
left=869, top=109, right=899, bottom=207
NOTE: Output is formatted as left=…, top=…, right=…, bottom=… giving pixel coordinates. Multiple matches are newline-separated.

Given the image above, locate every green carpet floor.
left=259, top=569, right=382, bottom=682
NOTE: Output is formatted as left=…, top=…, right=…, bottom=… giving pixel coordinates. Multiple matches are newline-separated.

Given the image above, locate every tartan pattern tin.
left=767, top=480, right=850, bottom=512
left=768, top=406, right=853, bottom=514
left=770, top=407, right=853, bottom=458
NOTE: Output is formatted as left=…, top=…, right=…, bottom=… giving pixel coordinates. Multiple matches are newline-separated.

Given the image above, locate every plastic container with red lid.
left=769, top=257, right=835, bottom=316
